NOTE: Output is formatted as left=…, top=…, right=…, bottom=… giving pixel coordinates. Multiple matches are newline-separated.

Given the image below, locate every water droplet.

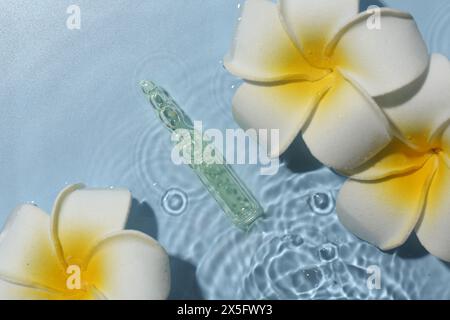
left=281, top=234, right=304, bottom=247
left=308, top=191, right=335, bottom=215
left=319, top=243, right=338, bottom=262
left=161, top=188, right=188, bottom=216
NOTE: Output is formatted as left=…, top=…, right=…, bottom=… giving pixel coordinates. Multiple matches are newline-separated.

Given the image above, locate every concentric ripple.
left=308, top=191, right=335, bottom=215
left=132, top=123, right=206, bottom=201
left=424, top=2, right=450, bottom=55
left=161, top=188, right=189, bottom=216
left=210, top=60, right=242, bottom=116
left=133, top=50, right=192, bottom=104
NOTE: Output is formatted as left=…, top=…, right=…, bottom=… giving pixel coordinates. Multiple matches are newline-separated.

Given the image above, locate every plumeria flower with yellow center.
left=337, top=54, right=450, bottom=261
left=225, top=0, right=429, bottom=171
left=0, top=184, right=170, bottom=300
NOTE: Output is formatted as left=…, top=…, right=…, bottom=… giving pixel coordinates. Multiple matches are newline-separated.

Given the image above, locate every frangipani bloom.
left=225, top=0, right=429, bottom=171
left=337, top=54, right=450, bottom=261
left=0, top=184, right=170, bottom=300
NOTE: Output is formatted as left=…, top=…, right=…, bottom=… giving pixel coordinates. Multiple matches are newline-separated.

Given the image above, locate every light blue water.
left=1, top=0, right=450, bottom=299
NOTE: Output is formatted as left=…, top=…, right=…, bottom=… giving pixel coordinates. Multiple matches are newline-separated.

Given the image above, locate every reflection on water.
left=197, top=167, right=450, bottom=299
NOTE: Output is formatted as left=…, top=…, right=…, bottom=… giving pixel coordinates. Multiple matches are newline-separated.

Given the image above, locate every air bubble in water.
left=281, top=234, right=304, bottom=247
left=161, top=188, right=188, bottom=216
left=308, top=191, right=335, bottom=215
left=319, top=243, right=338, bottom=262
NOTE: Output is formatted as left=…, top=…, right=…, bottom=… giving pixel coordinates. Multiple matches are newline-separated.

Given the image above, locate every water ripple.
left=424, top=2, right=450, bottom=55
left=196, top=167, right=450, bottom=299
left=209, top=61, right=242, bottom=116
left=133, top=50, right=192, bottom=104
left=132, top=123, right=205, bottom=200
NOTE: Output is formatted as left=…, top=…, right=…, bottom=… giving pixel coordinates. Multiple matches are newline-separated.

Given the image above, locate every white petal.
left=0, top=279, right=61, bottom=300
left=416, top=162, right=450, bottom=261
left=0, top=204, right=66, bottom=293
left=86, top=231, right=170, bottom=300
left=343, top=139, right=432, bottom=180
left=382, top=54, right=450, bottom=149
left=337, top=158, right=437, bottom=250
left=224, top=0, right=327, bottom=82
left=278, top=0, right=358, bottom=57
left=303, top=75, right=391, bottom=171
left=232, top=79, right=332, bottom=157
left=51, top=184, right=132, bottom=266
left=332, top=9, right=429, bottom=97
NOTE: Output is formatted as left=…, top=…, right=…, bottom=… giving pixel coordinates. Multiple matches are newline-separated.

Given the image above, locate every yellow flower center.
left=430, top=147, right=443, bottom=155
left=301, top=39, right=344, bottom=72
left=304, top=48, right=333, bottom=70
left=59, top=235, right=106, bottom=299
left=31, top=234, right=106, bottom=300
left=61, top=263, right=90, bottom=298
left=427, top=144, right=446, bottom=163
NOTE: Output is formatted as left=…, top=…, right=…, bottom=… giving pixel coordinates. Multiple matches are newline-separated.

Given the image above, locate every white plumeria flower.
left=0, top=184, right=170, bottom=300
left=337, top=54, right=450, bottom=261
left=225, top=0, right=429, bottom=171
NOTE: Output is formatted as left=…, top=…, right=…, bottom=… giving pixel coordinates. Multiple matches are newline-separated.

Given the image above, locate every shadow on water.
left=169, top=256, right=204, bottom=300
left=126, top=198, right=204, bottom=299
left=126, top=198, right=158, bottom=238
left=387, top=233, right=429, bottom=259
left=360, top=0, right=385, bottom=11
left=280, top=135, right=323, bottom=173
